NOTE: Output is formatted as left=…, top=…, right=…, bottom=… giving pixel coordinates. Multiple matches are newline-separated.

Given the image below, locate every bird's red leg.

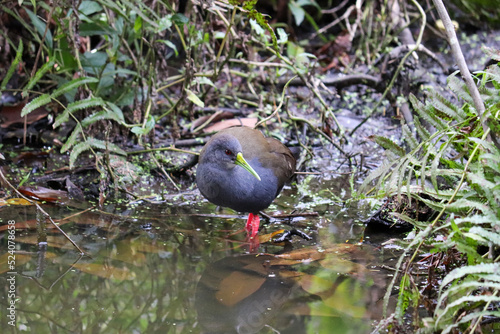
left=245, top=213, right=260, bottom=239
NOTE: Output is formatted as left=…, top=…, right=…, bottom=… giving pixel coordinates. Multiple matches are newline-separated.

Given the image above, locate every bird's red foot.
left=245, top=213, right=260, bottom=240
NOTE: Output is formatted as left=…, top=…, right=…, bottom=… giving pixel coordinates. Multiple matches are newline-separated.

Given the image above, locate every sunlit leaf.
left=185, top=88, right=205, bottom=107
left=0, top=198, right=33, bottom=206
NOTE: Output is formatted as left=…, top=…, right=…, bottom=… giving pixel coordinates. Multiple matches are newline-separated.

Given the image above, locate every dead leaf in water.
left=18, top=185, right=70, bottom=203
left=0, top=198, right=34, bottom=206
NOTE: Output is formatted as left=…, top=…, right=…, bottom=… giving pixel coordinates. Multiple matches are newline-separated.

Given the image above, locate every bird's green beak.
left=235, top=152, right=261, bottom=181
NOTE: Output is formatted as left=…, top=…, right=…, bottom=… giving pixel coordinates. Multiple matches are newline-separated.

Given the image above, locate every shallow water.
left=0, top=171, right=403, bottom=334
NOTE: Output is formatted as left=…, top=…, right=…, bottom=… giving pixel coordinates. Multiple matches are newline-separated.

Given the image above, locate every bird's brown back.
left=219, top=127, right=296, bottom=191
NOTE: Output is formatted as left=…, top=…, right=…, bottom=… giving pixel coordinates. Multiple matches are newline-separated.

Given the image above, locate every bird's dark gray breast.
left=196, top=158, right=278, bottom=213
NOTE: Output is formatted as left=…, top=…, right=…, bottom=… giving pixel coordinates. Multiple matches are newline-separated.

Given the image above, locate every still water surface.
left=0, top=175, right=399, bottom=333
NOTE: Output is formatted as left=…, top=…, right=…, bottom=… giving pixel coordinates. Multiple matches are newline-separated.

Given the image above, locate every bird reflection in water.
left=195, top=254, right=296, bottom=334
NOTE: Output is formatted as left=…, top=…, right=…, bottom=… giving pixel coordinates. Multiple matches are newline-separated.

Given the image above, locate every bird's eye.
left=225, top=149, right=233, bottom=156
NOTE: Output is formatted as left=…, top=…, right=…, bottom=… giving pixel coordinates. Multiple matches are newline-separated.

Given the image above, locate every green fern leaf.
left=447, top=75, right=474, bottom=105
left=69, top=141, right=92, bottom=169
left=51, top=77, right=99, bottom=99
left=428, top=89, right=466, bottom=120
left=467, top=226, right=500, bottom=245
left=53, top=109, right=70, bottom=129
left=69, top=138, right=126, bottom=168
left=66, top=97, right=105, bottom=114
left=24, top=57, right=55, bottom=92
left=360, top=160, right=395, bottom=193
left=374, top=136, right=405, bottom=157
left=85, top=138, right=126, bottom=156
left=414, top=117, right=431, bottom=141
left=81, top=109, right=125, bottom=127
left=402, top=124, right=418, bottom=151
left=440, top=263, right=500, bottom=294
left=61, top=124, right=82, bottom=153
left=21, top=94, right=51, bottom=117
left=446, top=198, right=489, bottom=214
left=410, top=94, right=448, bottom=131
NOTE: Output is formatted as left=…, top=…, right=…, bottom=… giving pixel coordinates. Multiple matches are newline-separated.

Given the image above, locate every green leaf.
left=25, top=8, right=53, bottom=49
left=80, top=104, right=124, bottom=127
left=374, top=136, right=406, bottom=157
left=21, top=94, right=51, bottom=117
left=51, top=77, right=99, bottom=99
left=157, top=40, right=178, bottom=56
left=185, top=89, right=204, bottom=107
left=81, top=51, right=108, bottom=71
left=61, top=124, right=82, bottom=153
left=78, top=1, right=103, bottom=16
left=1, top=40, right=23, bottom=90
left=134, top=16, right=143, bottom=33
left=440, top=264, right=500, bottom=293
left=277, top=28, right=288, bottom=44
left=413, top=117, right=431, bottom=141
left=172, top=13, right=188, bottom=25
left=69, top=138, right=126, bottom=168
left=448, top=74, right=474, bottom=105
left=131, top=116, right=155, bottom=135
left=24, top=57, right=55, bottom=93
left=289, top=1, right=305, bottom=26
left=53, top=109, right=70, bottom=129
left=468, top=226, right=500, bottom=245
left=402, top=124, right=418, bottom=151
left=66, top=97, right=105, bottom=114
left=195, top=77, right=216, bottom=88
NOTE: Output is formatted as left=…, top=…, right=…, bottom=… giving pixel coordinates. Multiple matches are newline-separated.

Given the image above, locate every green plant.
left=362, top=48, right=500, bottom=332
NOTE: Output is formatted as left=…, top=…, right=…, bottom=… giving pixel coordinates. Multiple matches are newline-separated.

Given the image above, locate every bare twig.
left=0, top=167, right=86, bottom=255
left=432, top=0, right=488, bottom=131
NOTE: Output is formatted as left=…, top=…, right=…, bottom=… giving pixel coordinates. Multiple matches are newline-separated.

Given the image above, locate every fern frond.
left=66, top=97, right=105, bottom=114
left=414, top=117, right=431, bottom=141
left=61, top=124, right=82, bottom=153
left=439, top=263, right=500, bottom=295
left=51, top=77, right=99, bottom=99
left=360, top=160, right=396, bottom=193
left=69, top=138, right=126, bottom=168
left=447, top=75, right=474, bottom=105
left=53, top=109, right=70, bottom=129
left=81, top=109, right=125, bottom=127
left=467, top=226, right=500, bottom=245
left=419, top=102, right=449, bottom=131
left=374, top=136, right=405, bottom=157
left=402, top=124, right=418, bottom=151
left=24, top=57, right=55, bottom=92
left=21, top=94, right=51, bottom=117
left=428, top=89, right=466, bottom=120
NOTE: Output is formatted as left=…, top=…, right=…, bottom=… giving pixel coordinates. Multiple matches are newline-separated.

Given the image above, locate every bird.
left=196, top=126, right=296, bottom=240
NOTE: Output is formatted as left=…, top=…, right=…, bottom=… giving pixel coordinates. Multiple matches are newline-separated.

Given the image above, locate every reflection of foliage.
left=0, top=208, right=207, bottom=332
left=0, top=202, right=385, bottom=333
left=363, top=48, right=500, bottom=332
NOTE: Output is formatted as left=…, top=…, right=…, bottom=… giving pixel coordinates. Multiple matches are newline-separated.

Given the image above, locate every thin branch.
left=432, top=0, right=488, bottom=131
left=0, top=167, right=86, bottom=255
